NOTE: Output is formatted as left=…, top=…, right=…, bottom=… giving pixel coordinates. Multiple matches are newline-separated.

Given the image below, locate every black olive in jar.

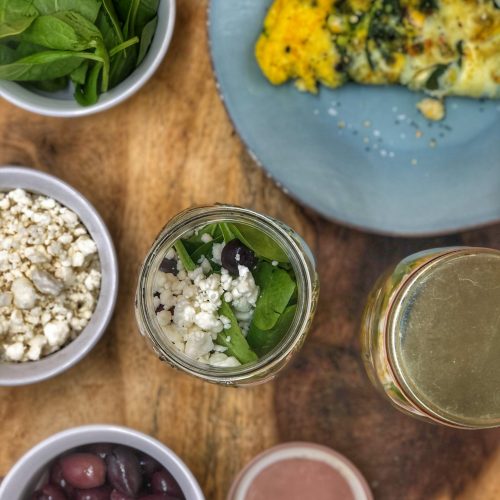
left=221, top=239, right=256, bottom=275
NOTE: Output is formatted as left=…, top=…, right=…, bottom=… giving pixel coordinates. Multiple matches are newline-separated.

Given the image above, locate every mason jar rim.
left=386, top=247, right=500, bottom=429
left=135, top=205, right=316, bottom=384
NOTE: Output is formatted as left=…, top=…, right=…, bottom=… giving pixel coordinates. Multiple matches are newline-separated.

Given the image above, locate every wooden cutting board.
left=0, top=2, right=499, bottom=499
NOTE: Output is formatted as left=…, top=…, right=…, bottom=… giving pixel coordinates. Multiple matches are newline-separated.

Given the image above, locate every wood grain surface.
left=0, top=2, right=499, bottom=499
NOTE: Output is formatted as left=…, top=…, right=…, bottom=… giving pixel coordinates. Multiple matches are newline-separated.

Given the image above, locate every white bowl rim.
left=0, top=0, right=176, bottom=118
left=0, top=166, right=119, bottom=386
left=0, top=424, right=205, bottom=500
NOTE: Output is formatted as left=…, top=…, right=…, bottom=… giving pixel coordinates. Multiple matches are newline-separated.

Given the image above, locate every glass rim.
left=135, top=205, right=317, bottom=383
left=386, top=247, right=500, bottom=428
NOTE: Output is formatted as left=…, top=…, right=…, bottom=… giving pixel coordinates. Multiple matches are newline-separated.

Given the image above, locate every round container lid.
left=227, top=442, right=372, bottom=500
left=389, top=248, right=500, bottom=427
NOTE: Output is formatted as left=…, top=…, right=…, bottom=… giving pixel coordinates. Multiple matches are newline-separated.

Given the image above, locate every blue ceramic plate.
left=208, top=0, right=500, bottom=236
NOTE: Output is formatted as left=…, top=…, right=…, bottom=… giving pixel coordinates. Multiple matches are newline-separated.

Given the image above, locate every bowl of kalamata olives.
left=0, top=425, right=204, bottom=500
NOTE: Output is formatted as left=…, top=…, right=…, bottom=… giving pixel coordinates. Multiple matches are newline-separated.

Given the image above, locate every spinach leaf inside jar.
left=0, top=0, right=159, bottom=106
left=152, top=222, right=299, bottom=367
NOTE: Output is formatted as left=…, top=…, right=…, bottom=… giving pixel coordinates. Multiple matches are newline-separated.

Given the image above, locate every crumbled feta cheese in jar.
left=153, top=243, right=260, bottom=366
left=0, top=190, right=102, bottom=363
left=148, top=219, right=300, bottom=369
left=208, top=352, right=240, bottom=367
left=211, top=242, right=225, bottom=265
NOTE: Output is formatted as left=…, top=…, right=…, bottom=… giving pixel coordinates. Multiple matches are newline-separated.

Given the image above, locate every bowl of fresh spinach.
left=0, top=0, right=175, bottom=117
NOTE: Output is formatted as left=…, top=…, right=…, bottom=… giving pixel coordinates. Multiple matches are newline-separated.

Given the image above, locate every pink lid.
left=228, top=442, right=373, bottom=500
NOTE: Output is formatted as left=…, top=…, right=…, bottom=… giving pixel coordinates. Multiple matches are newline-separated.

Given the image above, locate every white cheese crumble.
left=153, top=249, right=260, bottom=367
left=211, top=242, right=225, bottom=265
left=0, top=189, right=101, bottom=362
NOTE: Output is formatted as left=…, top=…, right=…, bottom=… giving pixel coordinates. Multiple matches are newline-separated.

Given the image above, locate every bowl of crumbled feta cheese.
left=0, top=166, right=118, bottom=386
left=136, top=205, right=319, bottom=386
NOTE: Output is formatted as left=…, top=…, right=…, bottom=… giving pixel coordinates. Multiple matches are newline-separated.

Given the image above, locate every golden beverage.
left=361, top=247, right=500, bottom=428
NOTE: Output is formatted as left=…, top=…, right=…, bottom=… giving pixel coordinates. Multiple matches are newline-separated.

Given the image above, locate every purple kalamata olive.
left=110, top=489, right=135, bottom=500
left=159, top=258, right=178, bottom=275
left=49, top=460, right=74, bottom=496
left=137, top=452, right=162, bottom=477
left=60, top=453, right=106, bottom=489
left=221, top=239, right=256, bottom=275
left=31, top=484, right=67, bottom=500
left=72, top=485, right=112, bottom=500
left=139, top=496, right=182, bottom=500
left=81, top=443, right=114, bottom=459
left=106, top=446, right=142, bottom=496
left=151, top=469, right=183, bottom=497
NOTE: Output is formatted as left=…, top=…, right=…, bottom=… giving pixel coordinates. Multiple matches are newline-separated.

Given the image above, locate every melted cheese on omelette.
left=256, top=0, right=500, bottom=99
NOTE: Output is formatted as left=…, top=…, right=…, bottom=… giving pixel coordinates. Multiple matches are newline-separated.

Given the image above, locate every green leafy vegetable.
left=123, top=0, right=140, bottom=38
left=96, top=8, right=120, bottom=51
left=134, top=0, right=159, bottom=34
left=190, top=235, right=223, bottom=265
left=0, top=0, right=39, bottom=40
left=108, top=45, right=137, bottom=87
left=22, top=12, right=104, bottom=52
left=70, top=60, right=89, bottom=85
left=137, top=15, right=156, bottom=64
left=184, top=224, right=220, bottom=246
left=0, top=44, right=17, bottom=64
left=33, top=0, right=102, bottom=22
left=0, top=0, right=159, bottom=106
left=0, top=50, right=101, bottom=81
left=94, top=40, right=110, bottom=92
left=95, top=7, right=131, bottom=89
left=109, top=36, right=139, bottom=57
left=118, top=0, right=158, bottom=37
left=174, top=240, right=197, bottom=272
left=228, top=223, right=289, bottom=263
left=15, top=10, right=110, bottom=90
left=74, top=60, right=101, bottom=105
left=251, top=262, right=296, bottom=330
left=425, top=64, right=449, bottom=91
left=216, top=300, right=258, bottom=364
left=253, top=260, right=274, bottom=287
left=220, top=223, right=236, bottom=244
left=102, top=0, right=124, bottom=43
left=247, top=304, right=297, bottom=356
left=30, top=76, right=68, bottom=91
left=15, top=41, right=47, bottom=58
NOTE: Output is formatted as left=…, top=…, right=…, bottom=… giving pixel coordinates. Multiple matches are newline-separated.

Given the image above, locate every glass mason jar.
left=135, top=205, right=319, bottom=386
left=361, top=246, right=500, bottom=429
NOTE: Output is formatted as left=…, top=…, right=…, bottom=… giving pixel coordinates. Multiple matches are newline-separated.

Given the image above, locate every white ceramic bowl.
left=0, top=1, right=176, bottom=117
left=0, top=425, right=205, bottom=500
left=0, top=166, right=118, bottom=386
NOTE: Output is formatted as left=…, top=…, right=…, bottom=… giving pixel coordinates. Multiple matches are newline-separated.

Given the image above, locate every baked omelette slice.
left=255, top=0, right=500, bottom=100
